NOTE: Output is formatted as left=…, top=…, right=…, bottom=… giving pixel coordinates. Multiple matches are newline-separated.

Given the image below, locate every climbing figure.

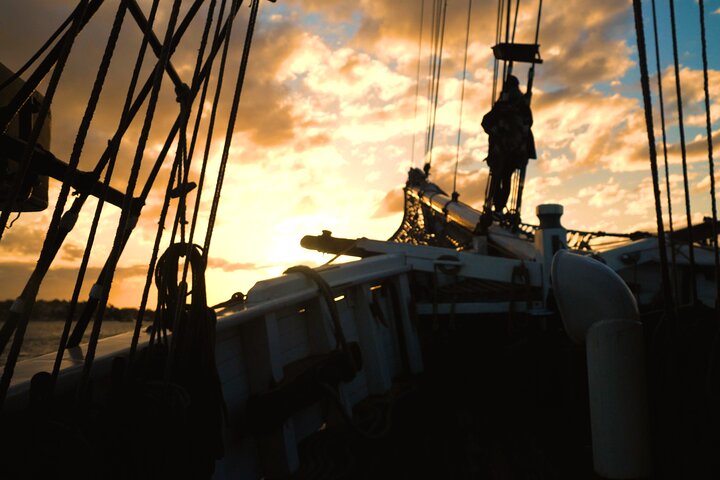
left=481, top=75, right=536, bottom=216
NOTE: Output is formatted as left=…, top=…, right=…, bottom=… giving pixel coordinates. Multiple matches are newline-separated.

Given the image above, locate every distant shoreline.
left=0, top=299, right=153, bottom=323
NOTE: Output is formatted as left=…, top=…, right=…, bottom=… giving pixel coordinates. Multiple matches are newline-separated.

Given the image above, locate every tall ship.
left=1, top=0, right=719, bottom=478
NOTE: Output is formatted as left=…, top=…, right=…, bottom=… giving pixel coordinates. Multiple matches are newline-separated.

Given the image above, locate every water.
left=0, top=321, right=140, bottom=367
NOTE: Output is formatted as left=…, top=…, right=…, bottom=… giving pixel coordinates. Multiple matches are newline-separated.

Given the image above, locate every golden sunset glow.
left=3, top=0, right=720, bottom=307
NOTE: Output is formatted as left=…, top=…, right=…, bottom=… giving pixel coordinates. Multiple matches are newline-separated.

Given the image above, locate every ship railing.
left=212, top=253, right=423, bottom=477
left=6, top=249, right=544, bottom=478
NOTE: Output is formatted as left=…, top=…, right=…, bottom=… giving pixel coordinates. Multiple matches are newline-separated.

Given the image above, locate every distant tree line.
left=0, top=299, right=153, bottom=322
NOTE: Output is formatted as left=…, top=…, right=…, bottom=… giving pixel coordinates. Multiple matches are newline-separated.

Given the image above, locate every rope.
left=285, top=266, right=356, bottom=372
left=68, top=0, right=163, bottom=352
left=203, top=0, right=260, bottom=258
left=132, top=0, right=225, bottom=368
left=185, top=0, right=232, bottom=253
left=698, top=0, right=720, bottom=308
left=50, top=0, right=136, bottom=386
left=410, top=0, right=425, bottom=168
left=40, top=0, right=138, bottom=370
left=0, top=0, right=93, bottom=408
left=501, top=0, right=511, bottom=83
left=631, top=0, right=675, bottom=325
left=0, top=0, right=221, bottom=373
left=426, top=0, right=447, bottom=169
left=424, top=0, right=441, bottom=161
left=534, top=0, right=543, bottom=45
left=70, top=0, right=236, bottom=352
left=172, top=0, right=221, bottom=248
left=76, top=0, right=184, bottom=403
left=163, top=5, right=222, bottom=248
left=137, top=0, right=230, bottom=366
left=0, top=0, right=91, bottom=239
left=453, top=0, right=473, bottom=196
left=511, top=0, right=520, bottom=43
left=149, top=242, right=226, bottom=473
left=184, top=0, right=231, bottom=251
left=669, top=0, right=697, bottom=304
left=492, top=0, right=504, bottom=106
left=650, top=0, right=679, bottom=302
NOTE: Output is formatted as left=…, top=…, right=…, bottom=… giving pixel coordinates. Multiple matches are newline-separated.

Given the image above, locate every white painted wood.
left=349, top=285, right=392, bottom=395
left=392, top=274, right=424, bottom=375
left=351, top=238, right=542, bottom=286
left=240, top=313, right=299, bottom=477
left=7, top=253, right=428, bottom=480
left=373, top=288, right=402, bottom=378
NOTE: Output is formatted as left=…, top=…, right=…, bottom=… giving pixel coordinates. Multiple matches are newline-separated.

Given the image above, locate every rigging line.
left=424, top=0, right=441, bottom=158
left=13, top=0, right=226, bottom=358
left=453, top=0, right=473, bottom=195
left=64, top=0, right=162, bottom=354
left=203, top=0, right=261, bottom=259
left=669, top=0, right=697, bottom=304
left=0, top=0, right=92, bottom=352
left=172, top=0, right=222, bottom=248
left=427, top=0, right=447, bottom=168
left=511, top=0, right=520, bottom=43
left=0, top=3, right=77, bottom=92
left=76, top=0, right=184, bottom=402
left=0, top=0, right=94, bottom=405
left=632, top=0, right=675, bottom=325
left=168, top=0, right=249, bottom=374
left=129, top=154, right=182, bottom=362
left=170, top=139, right=188, bottom=244
left=125, top=0, right=186, bottom=93
left=180, top=0, right=232, bottom=278
left=426, top=0, right=443, bottom=159
left=46, top=0, right=128, bottom=279
left=0, top=0, right=104, bottom=134
left=534, top=0, right=543, bottom=45
left=492, top=0, right=504, bottom=106
left=52, top=157, right=119, bottom=382
left=186, top=0, right=231, bottom=247
left=67, top=0, right=163, bottom=357
left=698, top=0, right=720, bottom=307
left=176, top=0, right=222, bottom=212
left=129, top=0, right=232, bottom=365
left=0, top=0, right=203, bottom=249
left=650, top=0, right=679, bottom=303
left=501, top=0, right=511, bottom=84
left=410, top=0, right=425, bottom=168
left=0, top=0, right=91, bottom=240
left=526, top=0, right=542, bottom=96
left=57, top=3, right=163, bottom=369
left=48, top=1, right=140, bottom=386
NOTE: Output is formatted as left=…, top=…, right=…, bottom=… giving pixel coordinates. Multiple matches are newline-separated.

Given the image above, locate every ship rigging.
left=1, top=0, right=720, bottom=479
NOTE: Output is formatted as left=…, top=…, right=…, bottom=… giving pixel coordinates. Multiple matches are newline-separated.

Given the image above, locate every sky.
left=1, top=0, right=720, bottom=308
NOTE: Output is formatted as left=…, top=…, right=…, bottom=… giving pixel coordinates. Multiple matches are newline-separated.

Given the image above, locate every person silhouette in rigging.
left=481, top=74, right=536, bottom=216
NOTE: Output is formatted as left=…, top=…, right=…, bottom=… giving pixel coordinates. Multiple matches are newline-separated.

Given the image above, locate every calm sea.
left=0, top=321, right=140, bottom=367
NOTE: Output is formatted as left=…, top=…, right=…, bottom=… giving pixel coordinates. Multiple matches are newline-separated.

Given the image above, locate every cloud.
left=659, top=66, right=720, bottom=128
left=206, top=258, right=258, bottom=272
left=5, top=0, right=720, bottom=309
left=373, top=187, right=404, bottom=218
left=0, top=223, right=47, bottom=256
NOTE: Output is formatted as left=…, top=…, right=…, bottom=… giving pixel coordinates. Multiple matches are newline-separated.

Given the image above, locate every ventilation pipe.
left=551, top=250, right=651, bottom=479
